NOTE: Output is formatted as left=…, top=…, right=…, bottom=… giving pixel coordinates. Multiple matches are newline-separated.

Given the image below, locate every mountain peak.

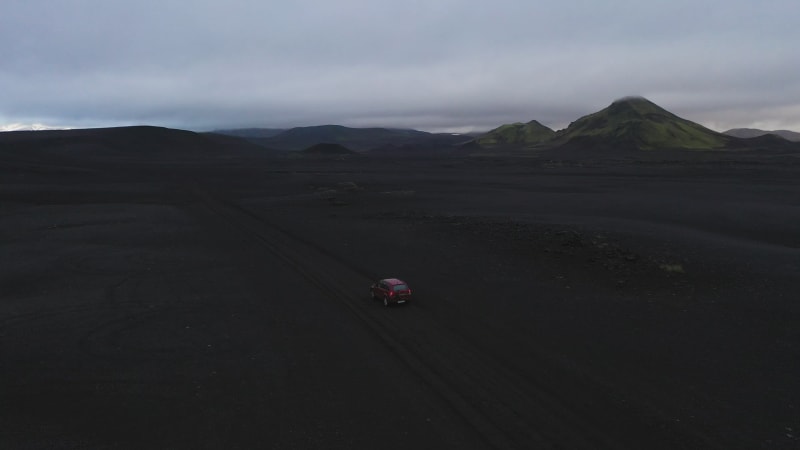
left=605, top=96, right=672, bottom=119
left=611, top=95, right=651, bottom=104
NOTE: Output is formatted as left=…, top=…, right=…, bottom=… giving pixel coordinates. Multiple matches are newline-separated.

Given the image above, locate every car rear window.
left=392, top=284, right=409, bottom=292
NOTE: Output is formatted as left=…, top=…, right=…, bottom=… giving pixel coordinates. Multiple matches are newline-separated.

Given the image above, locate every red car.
left=370, top=278, right=412, bottom=306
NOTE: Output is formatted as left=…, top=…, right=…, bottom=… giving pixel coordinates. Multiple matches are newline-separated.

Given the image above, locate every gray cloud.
left=2, top=0, right=799, bottom=132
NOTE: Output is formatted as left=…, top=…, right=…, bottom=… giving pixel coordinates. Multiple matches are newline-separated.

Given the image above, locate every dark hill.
left=301, top=143, right=357, bottom=155
left=473, top=120, right=555, bottom=148
left=724, top=128, right=800, bottom=142
left=724, top=132, right=800, bottom=152
left=552, top=97, right=730, bottom=151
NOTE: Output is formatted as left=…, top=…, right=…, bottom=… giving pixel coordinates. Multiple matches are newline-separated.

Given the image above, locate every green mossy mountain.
left=554, top=97, right=730, bottom=150
left=474, top=120, right=555, bottom=147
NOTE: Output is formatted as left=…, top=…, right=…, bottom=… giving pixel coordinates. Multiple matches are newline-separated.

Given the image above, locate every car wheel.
left=383, top=296, right=389, bottom=307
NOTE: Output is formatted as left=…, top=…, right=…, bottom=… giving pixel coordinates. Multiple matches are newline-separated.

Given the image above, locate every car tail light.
left=389, top=291, right=394, bottom=296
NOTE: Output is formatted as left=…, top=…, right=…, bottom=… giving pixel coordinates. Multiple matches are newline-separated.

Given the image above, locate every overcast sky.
left=2, top=0, right=799, bottom=133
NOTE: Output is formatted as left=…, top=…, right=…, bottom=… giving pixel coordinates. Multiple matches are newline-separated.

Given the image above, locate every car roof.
left=382, top=278, right=407, bottom=285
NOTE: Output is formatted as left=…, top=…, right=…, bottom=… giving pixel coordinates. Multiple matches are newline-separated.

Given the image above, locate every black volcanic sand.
left=1, top=149, right=799, bottom=449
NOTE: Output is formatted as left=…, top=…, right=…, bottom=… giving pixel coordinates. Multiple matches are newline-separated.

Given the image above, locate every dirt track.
left=1, top=154, right=799, bottom=449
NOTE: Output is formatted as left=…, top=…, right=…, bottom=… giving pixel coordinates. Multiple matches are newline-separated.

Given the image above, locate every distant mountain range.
left=4, top=99, right=798, bottom=159
left=212, top=124, right=475, bottom=153
left=723, top=128, right=800, bottom=142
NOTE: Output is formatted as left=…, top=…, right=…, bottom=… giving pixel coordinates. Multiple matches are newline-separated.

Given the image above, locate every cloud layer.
left=2, top=0, right=799, bottom=132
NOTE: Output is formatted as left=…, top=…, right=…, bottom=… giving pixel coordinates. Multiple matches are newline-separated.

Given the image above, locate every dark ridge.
left=0, top=125, right=277, bottom=162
